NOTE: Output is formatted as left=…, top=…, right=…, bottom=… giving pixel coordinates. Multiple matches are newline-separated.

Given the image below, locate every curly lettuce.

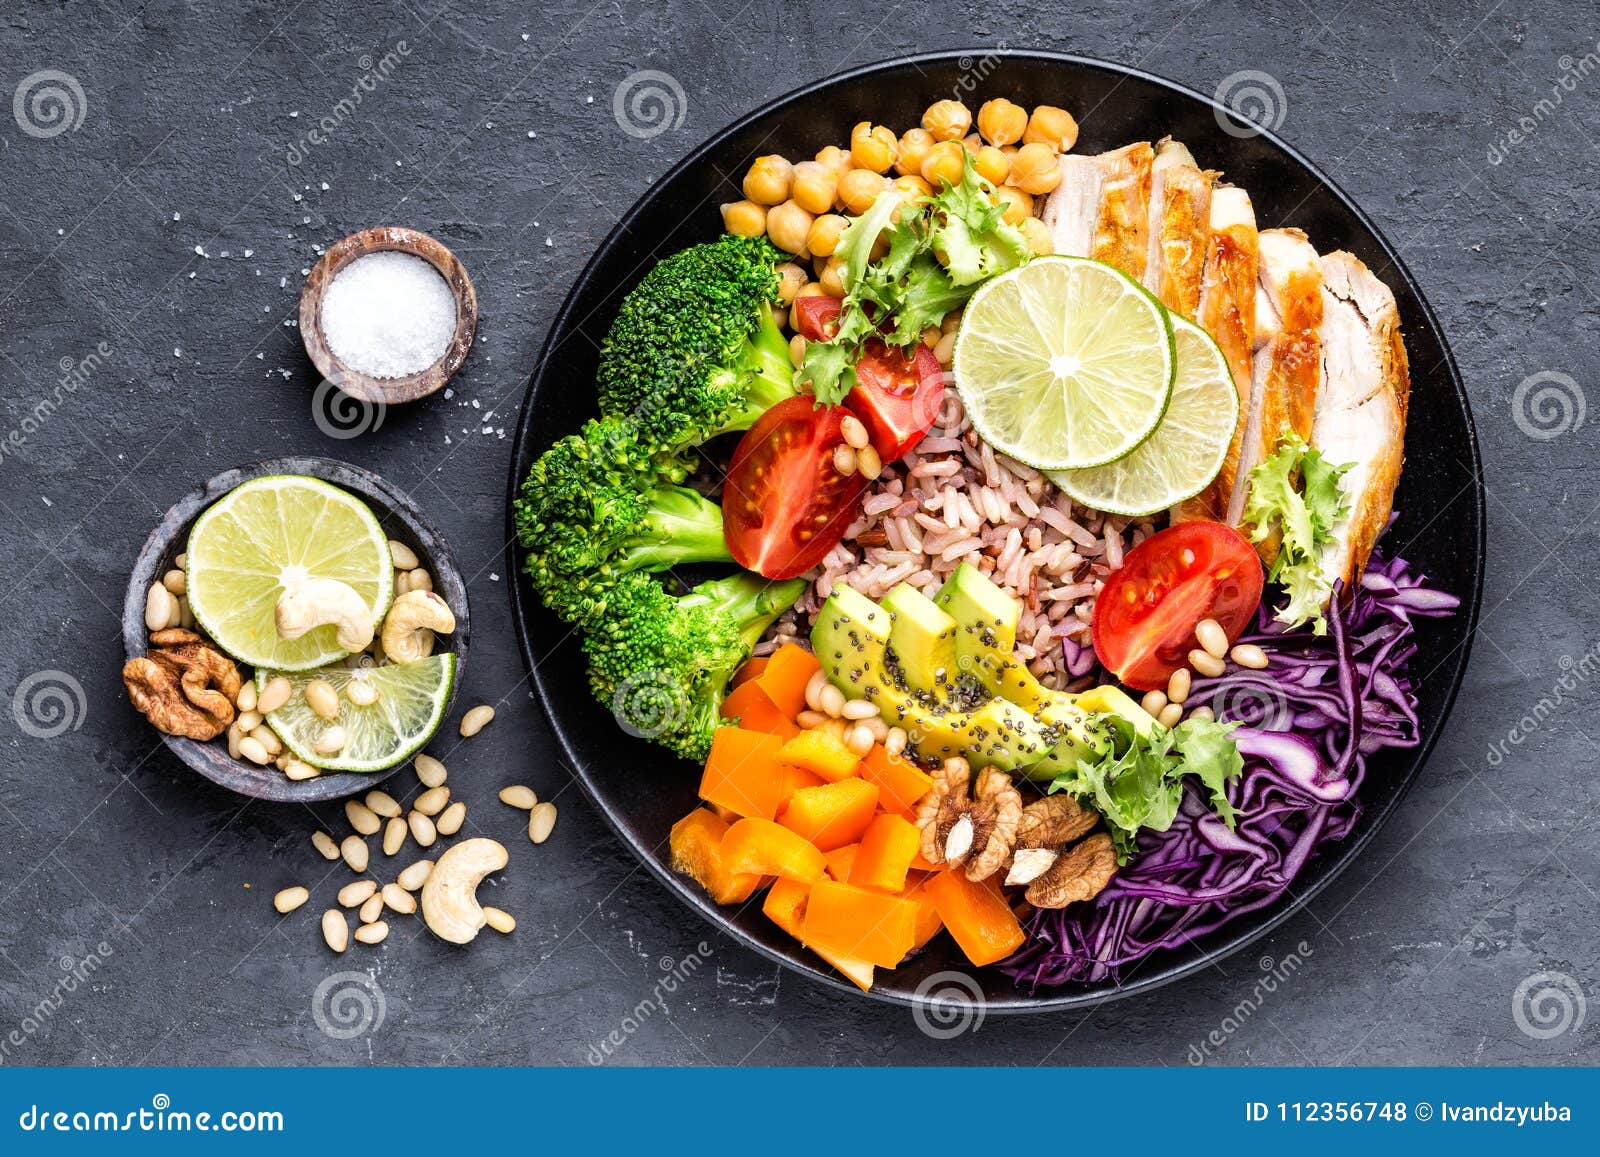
left=1242, top=435, right=1352, bottom=634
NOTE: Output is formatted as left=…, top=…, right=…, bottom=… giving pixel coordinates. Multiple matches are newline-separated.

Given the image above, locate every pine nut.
left=394, top=569, right=414, bottom=595
left=1187, top=705, right=1215, bottom=722
left=459, top=705, right=495, bottom=737
left=314, top=725, right=348, bottom=755
left=322, top=909, right=349, bottom=953
left=162, top=568, right=187, bottom=596
left=311, top=831, right=340, bottom=861
left=528, top=802, right=557, bottom=844
left=862, top=714, right=889, bottom=742
left=273, top=886, right=309, bottom=913
left=235, top=681, right=257, bottom=712
left=414, top=786, right=450, bottom=816
left=397, top=859, right=433, bottom=891
left=414, top=754, right=447, bottom=788
left=833, top=444, right=857, bottom=475
left=341, top=834, right=369, bottom=872
left=275, top=754, right=289, bottom=771
left=354, top=920, right=388, bottom=945
left=1188, top=649, right=1225, bottom=678
left=345, top=800, right=381, bottom=836
left=338, top=879, right=377, bottom=907
left=144, top=583, right=176, bottom=631
left=382, top=816, right=406, bottom=856
left=1195, top=618, right=1228, bottom=659
left=257, top=676, right=292, bottom=714
left=803, top=669, right=829, bottom=711
left=1140, top=689, right=1167, bottom=717
left=285, top=759, right=320, bottom=781
left=818, top=684, right=846, bottom=718
left=388, top=539, right=420, bottom=570
left=796, top=710, right=829, bottom=729
left=844, top=723, right=875, bottom=755
left=1230, top=643, right=1269, bottom=670
left=1157, top=702, right=1183, bottom=729
left=359, top=893, right=384, bottom=924
left=407, top=569, right=433, bottom=593
left=304, top=679, right=339, bottom=720
left=1167, top=668, right=1191, bottom=705
left=885, top=727, right=908, bottom=757
left=408, top=810, right=437, bottom=848
left=345, top=678, right=378, bottom=707
left=482, top=906, right=516, bottom=934
left=238, top=736, right=271, bottom=765
left=382, top=883, right=417, bottom=915
left=840, top=414, right=870, bottom=449
left=226, top=723, right=243, bottom=761
left=365, top=790, right=401, bottom=819
left=498, top=785, right=538, bottom=809
left=250, top=726, right=282, bottom=756
left=841, top=698, right=880, bottom=720
left=934, top=331, right=957, bottom=366
left=857, top=445, right=882, bottom=481
left=435, top=801, right=466, bottom=836
left=175, top=552, right=187, bottom=569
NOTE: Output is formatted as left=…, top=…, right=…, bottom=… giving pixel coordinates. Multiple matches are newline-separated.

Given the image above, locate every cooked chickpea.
left=742, top=154, right=793, bottom=205
left=814, top=144, right=853, bottom=183
left=922, top=99, right=971, bottom=141
left=1023, top=104, right=1080, bottom=152
left=819, top=256, right=847, bottom=297
left=1019, top=216, right=1053, bottom=256
left=895, top=127, right=934, bottom=176
left=837, top=168, right=889, bottom=215
left=849, top=121, right=898, bottom=174
left=921, top=325, right=942, bottom=347
left=770, top=307, right=788, bottom=331
left=893, top=173, right=933, bottom=201
left=719, top=200, right=767, bottom=238
left=977, top=98, right=1028, bottom=146
left=1009, top=142, right=1063, bottom=195
left=765, top=199, right=814, bottom=255
left=974, top=145, right=1010, bottom=185
left=920, top=140, right=968, bottom=190
left=806, top=213, right=849, bottom=257
left=995, top=185, right=1033, bottom=225
left=775, top=261, right=807, bottom=305
left=795, top=281, right=828, bottom=300
left=789, top=334, right=807, bottom=367
left=789, top=160, right=837, bottom=215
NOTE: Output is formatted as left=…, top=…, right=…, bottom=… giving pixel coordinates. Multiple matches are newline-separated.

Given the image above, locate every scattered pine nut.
left=250, top=726, right=283, bottom=756
left=388, top=539, right=420, bottom=570
left=1167, top=668, right=1191, bottom=705
left=382, top=817, right=407, bottom=856
left=359, top=893, right=384, bottom=924
left=459, top=705, right=496, bottom=738
left=857, top=445, right=882, bottom=481
left=311, top=831, right=340, bottom=861
left=1140, top=689, right=1167, bottom=717
left=322, top=909, right=349, bottom=953
left=861, top=715, right=889, bottom=743
left=345, top=678, right=379, bottom=707
left=238, top=736, right=272, bottom=765
left=833, top=444, right=858, bottom=476
left=435, top=801, right=466, bottom=836
left=365, top=790, right=401, bottom=819
left=285, top=759, right=320, bottom=781
left=840, top=414, right=870, bottom=449
left=1230, top=643, right=1269, bottom=670
left=345, top=800, right=381, bottom=836
left=1187, top=649, right=1225, bottom=678
left=396, top=859, right=433, bottom=891
left=1156, top=702, right=1183, bottom=729
left=840, top=698, right=880, bottom=720
left=235, top=709, right=263, bottom=733
left=844, top=723, right=874, bottom=756
left=382, top=883, right=417, bottom=915
left=341, top=834, right=369, bottom=872
left=1195, top=618, right=1228, bottom=659
left=803, top=669, right=829, bottom=712
left=796, top=709, right=829, bottom=729
left=1188, top=705, right=1215, bottom=722
left=314, top=725, right=348, bottom=755
left=414, top=786, right=450, bottom=816
left=236, top=681, right=257, bottom=713
left=354, top=921, right=389, bottom=945
left=273, top=886, right=309, bottom=914
left=337, top=879, right=378, bottom=908
left=408, top=810, right=438, bottom=848
left=885, top=727, right=908, bottom=757
left=482, top=906, right=516, bottom=934
left=528, top=802, right=558, bottom=844
left=305, top=679, right=340, bottom=720
left=817, top=684, right=846, bottom=718
left=257, top=676, right=292, bottom=714
left=414, top=753, right=447, bottom=788
left=498, top=785, right=538, bottom=809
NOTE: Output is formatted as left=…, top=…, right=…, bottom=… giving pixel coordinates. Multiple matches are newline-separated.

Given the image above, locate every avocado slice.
left=909, top=697, right=1052, bottom=772
left=881, top=583, right=960, bottom=698
left=811, top=584, right=892, bottom=696
left=1021, top=684, right=1159, bottom=783
left=934, top=562, right=1054, bottom=711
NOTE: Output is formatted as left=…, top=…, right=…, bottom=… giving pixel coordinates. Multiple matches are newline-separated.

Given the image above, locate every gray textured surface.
left=0, top=1, right=1596, bottom=1067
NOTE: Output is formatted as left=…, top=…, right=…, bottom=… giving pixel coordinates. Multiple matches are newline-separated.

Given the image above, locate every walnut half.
left=123, top=634, right=241, bottom=741
left=913, top=758, right=1022, bottom=882
left=1023, top=832, right=1117, bottom=909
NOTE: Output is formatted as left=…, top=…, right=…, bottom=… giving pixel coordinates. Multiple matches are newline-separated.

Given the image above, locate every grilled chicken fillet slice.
left=1310, top=251, right=1409, bottom=595
left=1042, top=142, right=1154, bottom=281
left=1143, top=138, right=1213, bottom=317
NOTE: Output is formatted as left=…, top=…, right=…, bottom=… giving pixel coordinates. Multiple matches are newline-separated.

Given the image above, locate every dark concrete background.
left=0, top=1, right=1596, bottom=1066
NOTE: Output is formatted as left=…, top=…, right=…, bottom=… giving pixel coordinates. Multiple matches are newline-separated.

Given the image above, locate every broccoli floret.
left=582, top=570, right=804, bottom=761
left=596, top=235, right=797, bottom=450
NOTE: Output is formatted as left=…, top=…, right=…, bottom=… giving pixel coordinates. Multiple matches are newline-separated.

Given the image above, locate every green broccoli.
left=582, top=570, right=805, bottom=761
left=596, top=235, right=797, bottom=450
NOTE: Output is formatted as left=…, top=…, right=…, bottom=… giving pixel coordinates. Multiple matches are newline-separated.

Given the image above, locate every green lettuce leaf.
left=1241, top=435, right=1352, bottom=634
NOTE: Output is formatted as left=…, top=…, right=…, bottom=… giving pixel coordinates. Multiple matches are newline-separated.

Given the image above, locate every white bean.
left=841, top=698, right=880, bottom=720
left=1166, top=668, right=1191, bottom=705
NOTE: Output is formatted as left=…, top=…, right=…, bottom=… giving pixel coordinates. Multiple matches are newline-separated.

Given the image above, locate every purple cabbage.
left=1002, top=551, right=1459, bottom=991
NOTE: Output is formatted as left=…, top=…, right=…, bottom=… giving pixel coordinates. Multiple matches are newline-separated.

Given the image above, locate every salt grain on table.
left=319, top=250, right=456, bottom=379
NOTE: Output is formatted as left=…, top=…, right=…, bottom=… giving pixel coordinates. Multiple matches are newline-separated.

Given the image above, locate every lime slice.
left=186, top=476, right=394, bottom=671
left=258, top=654, right=457, bottom=772
left=1049, top=316, right=1239, bottom=516
left=952, top=255, right=1175, bottom=470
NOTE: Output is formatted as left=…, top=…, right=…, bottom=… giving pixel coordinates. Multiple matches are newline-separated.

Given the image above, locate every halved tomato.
left=793, top=295, right=843, bottom=342
left=845, top=340, right=944, bottom=460
left=723, top=396, right=870, bottom=580
left=1091, top=522, right=1264, bottom=691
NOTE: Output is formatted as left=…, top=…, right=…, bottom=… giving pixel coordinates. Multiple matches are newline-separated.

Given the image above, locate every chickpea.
left=789, top=334, right=807, bottom=367
left=775, top=261, right=807, bottom=305
left=1023, top=104, right=1080, bottom=152
left=849, top=121, right=898, bottom=174
left=795, top=281, right=828, bottom=300
left=719, top=200, right=767, bottom=238
left=742, top=154, right=793, bottom=205
left=819, top=256, right=847, bottom=297
left=1019, top=216, right=1054, bottom=256
left=893, top=173, right=933, bottom=201
left=922, top=99, right=972, bottom=142
left=995, top=185, right=1033, bottom=225
left=920, top=140, right=967, bottom=190
left=770, top=307, right=788, bottom=331
left=765, top=199, right=814, bottom=255
left=806, top=212, right=849, bottom=257
left=941, top=308, right=963, bottom=334
left=837, top=168, right=889, bottom=215
left=895, top=127, right=934, bottom=176
left=790, top=161, right=837, bottom=216
left=814, top=144, right=853, bottom=183
left=977, top=98, right=1028, bottom=146
left=921, top=325, right=942, bottom=348
left=974, top=145, right=1010, bottom=185
left=1009, top=142, right=1063, bottom=195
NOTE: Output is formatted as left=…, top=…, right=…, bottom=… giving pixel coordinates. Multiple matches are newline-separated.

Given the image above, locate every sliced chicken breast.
left=1310, top=251, right=1409, bottom=595
left=1041, top=142, right=1154, bottom=281
left=1142, top=138, right=1213, bottom=317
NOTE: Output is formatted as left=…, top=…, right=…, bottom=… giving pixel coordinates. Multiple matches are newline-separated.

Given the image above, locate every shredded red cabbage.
left=1004, top=551, right=1459, bottom=991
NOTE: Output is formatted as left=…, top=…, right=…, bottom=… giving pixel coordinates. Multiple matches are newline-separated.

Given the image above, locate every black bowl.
left=505, top=51, right=1484, bottom=1010
left=123, top=456, right=470, bottom=803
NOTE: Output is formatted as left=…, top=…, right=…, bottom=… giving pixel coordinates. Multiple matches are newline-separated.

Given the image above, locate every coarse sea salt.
left=319, top=250, right=456, bottom=379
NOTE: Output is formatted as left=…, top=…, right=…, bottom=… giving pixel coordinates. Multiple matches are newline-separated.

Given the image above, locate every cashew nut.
left=420, top=837, right=508, bottom=944
left=380, top=590, right=456, bottom=665
left=275, top=578, right=375, bottom=653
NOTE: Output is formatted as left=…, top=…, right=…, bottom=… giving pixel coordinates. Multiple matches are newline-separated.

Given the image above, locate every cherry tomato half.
left=792, top=295, right=843, bottom=342
left=1091, top=522, right=1264, bottom=692
left=722, top=396, right=870, bottom=580
left=845, top=340, right=944, bottom=460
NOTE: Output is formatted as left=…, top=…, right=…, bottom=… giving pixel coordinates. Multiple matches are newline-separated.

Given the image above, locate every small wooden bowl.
left=122, top=457, right=471, bottom=803
left=298, top=227, right=478, bottom=405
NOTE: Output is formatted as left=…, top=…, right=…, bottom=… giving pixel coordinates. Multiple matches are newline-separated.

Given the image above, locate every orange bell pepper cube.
left=858, top=745, right=934, bottom=813
left=669, top=809, right=761, bottom=905
left=699, top=727, right=788, bottom=820
left=719, top=818, right=827, bottom=883
left=923, top=869, right=1026, bottom=967
left=753, top=643, right=821, bottom=719
left=779, top=729, right=862, bottom=782
left=901, top=873, right=944, bottom=949
left=778, top=778, right=879, bottom=851
left=802, top=880, right=919, bottom=969
left=719, top=681, right=799, bottom=739
left=731, top=656, right=769, bottom=690
left=823, top=842, right=860, bottom=881
left=762, top=878, right=875, bottom=992
left=849, top=813, right=921, bottom=893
